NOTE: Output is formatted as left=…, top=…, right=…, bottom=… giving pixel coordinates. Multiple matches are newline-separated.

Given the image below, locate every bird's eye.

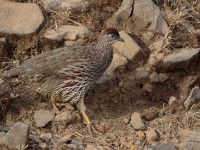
left=109, top=34, right=115, bottom=38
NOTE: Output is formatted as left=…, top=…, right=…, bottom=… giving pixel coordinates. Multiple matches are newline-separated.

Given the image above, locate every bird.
left=2, top=28, right=125, bottom=135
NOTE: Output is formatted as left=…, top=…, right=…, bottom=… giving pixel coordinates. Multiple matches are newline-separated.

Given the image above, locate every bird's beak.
left=118, top=36, right=125, bottom=43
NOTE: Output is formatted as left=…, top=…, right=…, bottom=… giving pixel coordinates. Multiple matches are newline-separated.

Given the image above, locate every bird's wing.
left=3, top=46, right=95, bottom=78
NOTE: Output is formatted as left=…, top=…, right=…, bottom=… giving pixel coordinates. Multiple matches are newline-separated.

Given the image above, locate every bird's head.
left=101, top=28, right=125, bottom=44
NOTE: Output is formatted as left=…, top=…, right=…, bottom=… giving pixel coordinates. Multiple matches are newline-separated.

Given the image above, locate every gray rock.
left=130, top=112, right=145, bottom=130
left=0, top=1, right=44, bottom=35
left=180, top=131, right=200, bottom=150
left=149, top=72, right=159, bottom=83
left=157, top=48, right=200, bottom=72
left=34, top=109, right=55, bottom=127
left=107, top=0, right=169, bottom=42
left=144, top=142, right=176, bottom=150
left=184, top=87, right=200, bottom=109
left=1, top=122, right=29, bottom=149
left=113, top=31, right=147, bottom=61
left=39, top=142, right=48, bottom=149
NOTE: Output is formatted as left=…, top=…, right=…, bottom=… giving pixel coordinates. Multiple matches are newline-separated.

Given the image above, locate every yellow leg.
left=50, top=96, right=60, bottom=114
left=80, top=110, right=93, bottom=136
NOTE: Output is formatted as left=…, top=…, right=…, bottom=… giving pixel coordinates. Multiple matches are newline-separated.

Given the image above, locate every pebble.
left=142, top=108, right=159, bottom=121
left=143, top=83, right=154, bottom=93
left=34, top=109, right=55, bottom=127
left=40, top=133, right=52, bottom=141
left=168, top=96, right=178, bottom=107
left=39, top=142, right=48, bottom=149
left=145, top=128, right=159, bottom=144
left=130, top=112, right=145, bottom=130
left=159, top=73, right=169, bottom=82
left=85, top=144, right=98, bottom=150
left=149, top=72, right=159, bottom=83
left=123, top=118, right=130, bottom=124
left=58, top=134, right=73, bottom=143
left=136, top=131, right=145, bottom=140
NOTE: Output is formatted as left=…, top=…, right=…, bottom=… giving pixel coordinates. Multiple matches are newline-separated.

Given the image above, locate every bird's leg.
left=50, top=95, right=60, bottom=114
left=77, top=99, right=94, bottom=136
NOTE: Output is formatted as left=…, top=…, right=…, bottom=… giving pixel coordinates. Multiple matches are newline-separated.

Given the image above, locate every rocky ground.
left=0, top=0, right=200, bottom=149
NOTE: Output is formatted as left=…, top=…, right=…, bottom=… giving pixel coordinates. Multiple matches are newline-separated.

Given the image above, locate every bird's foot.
left=50, top=95, right=61, bottom=114
left=81, top=110, right=98, bottom=137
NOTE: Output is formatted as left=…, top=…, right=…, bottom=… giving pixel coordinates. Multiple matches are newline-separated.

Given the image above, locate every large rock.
left=0, top=0, right=44, bottom=35
left=113, top=31, right=147, bottom=61
left=1, top=122, right=29, bottom=150
left=144, top=142, right=176, bottom=150
left=155, top=48, right=200, bottom=72
left=107, top=0, right=169, bottom=42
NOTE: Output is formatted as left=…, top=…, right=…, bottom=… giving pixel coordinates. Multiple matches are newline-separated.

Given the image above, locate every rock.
left=39, top=142, right=48, bottom=149
left=40, top=133, right=52, bottom=141
left=130, top=112, right=145, bottom=130
left=144, top=142, right=176, bottom=150
left=1, top=122, right=29, bottom=150
left=57, top=134, right=73, bottom=144
left=135, top=69, right=149, bottom=80
left=67, top=143, right=77, bottom=149
left=155, top=48, right=200, bottom=72
left=179, top=130, right=194, bottom=143
left=107, top=0, right=169, bottom=42
left=179, top=131, right=200, bottom=150
left=0, top=0, right=44, bottom=35
left=142, top=108, right=159, bottom=121
left=184, top=87, right=200, bottom=109
left=113, top=31, right=146, bottom=61
left=106, top=53, right=128, bottom=76
left=145, top=129, right=159, bottom=144
left=168, top=96, right=177, bottom=107
left=106, top=134, right=117, bottom=143
left=159, top=73, right=169, bottom=82
left=136, top=131, right=145, bottom=140
left=149, top=72, right=159, bottom=83
left=94, top=120, right=110, bottom=133
left=85, top=144, right=98, bottom=150
left=34, top=109, right=55, bottom=127
left=55, top=111, right=73, bottom=122
left=40, top=0, right=90, bottom=12
left=44, top=25, right=90, bottom=42
left=143, top=83, right=154, bottom=93
left=123, top=118, right=130, bottom=124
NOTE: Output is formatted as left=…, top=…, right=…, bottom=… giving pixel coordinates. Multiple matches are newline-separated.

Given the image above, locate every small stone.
left=40, top=133, right=52, bottom=141
left=134, top=140, right=141, bottom=146
left=1, top=122, right=29, bottom=150
left=123, top=118, right=130, bottom=124
left=85, top=144, right=98, bottom=150
left=94, top=120, right=110, bottom=133
left=34, top=109, right=55, bottom=127
left=39, top=142, right=48, bottom=149
left=143, top=83, right=154, bottom=93
left=58, top=134, right=73, bottom=144
left=145, top=129, right=159, bottom=144
left=135, top=70, right=149, bottom=80
left=149, top=72, right=159, bottom=83
left=55, top=111, right=72, bottom=122
left=136, top=131, right=145, bottom=140
left=168, top=96, right=177, bottom=107
left=120, top=142, right=130, bottom=149
left=67, top=143, right=77, bottom=149
left=147, top=142, right=176, bottom=150
left=184, top=86, right=200, bottom=109
left=131, top=112, right=145, bottom=130
left=142, top=108, right=159, bottom=121
left=159, top=73, right=169, bottom=82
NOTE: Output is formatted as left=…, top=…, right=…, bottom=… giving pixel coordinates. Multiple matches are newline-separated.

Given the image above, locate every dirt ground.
left=0, top=0, right=200, bottom=150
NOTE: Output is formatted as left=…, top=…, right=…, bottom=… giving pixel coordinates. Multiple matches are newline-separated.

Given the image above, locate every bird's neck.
left=94, top=37, right=113, bottom=55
